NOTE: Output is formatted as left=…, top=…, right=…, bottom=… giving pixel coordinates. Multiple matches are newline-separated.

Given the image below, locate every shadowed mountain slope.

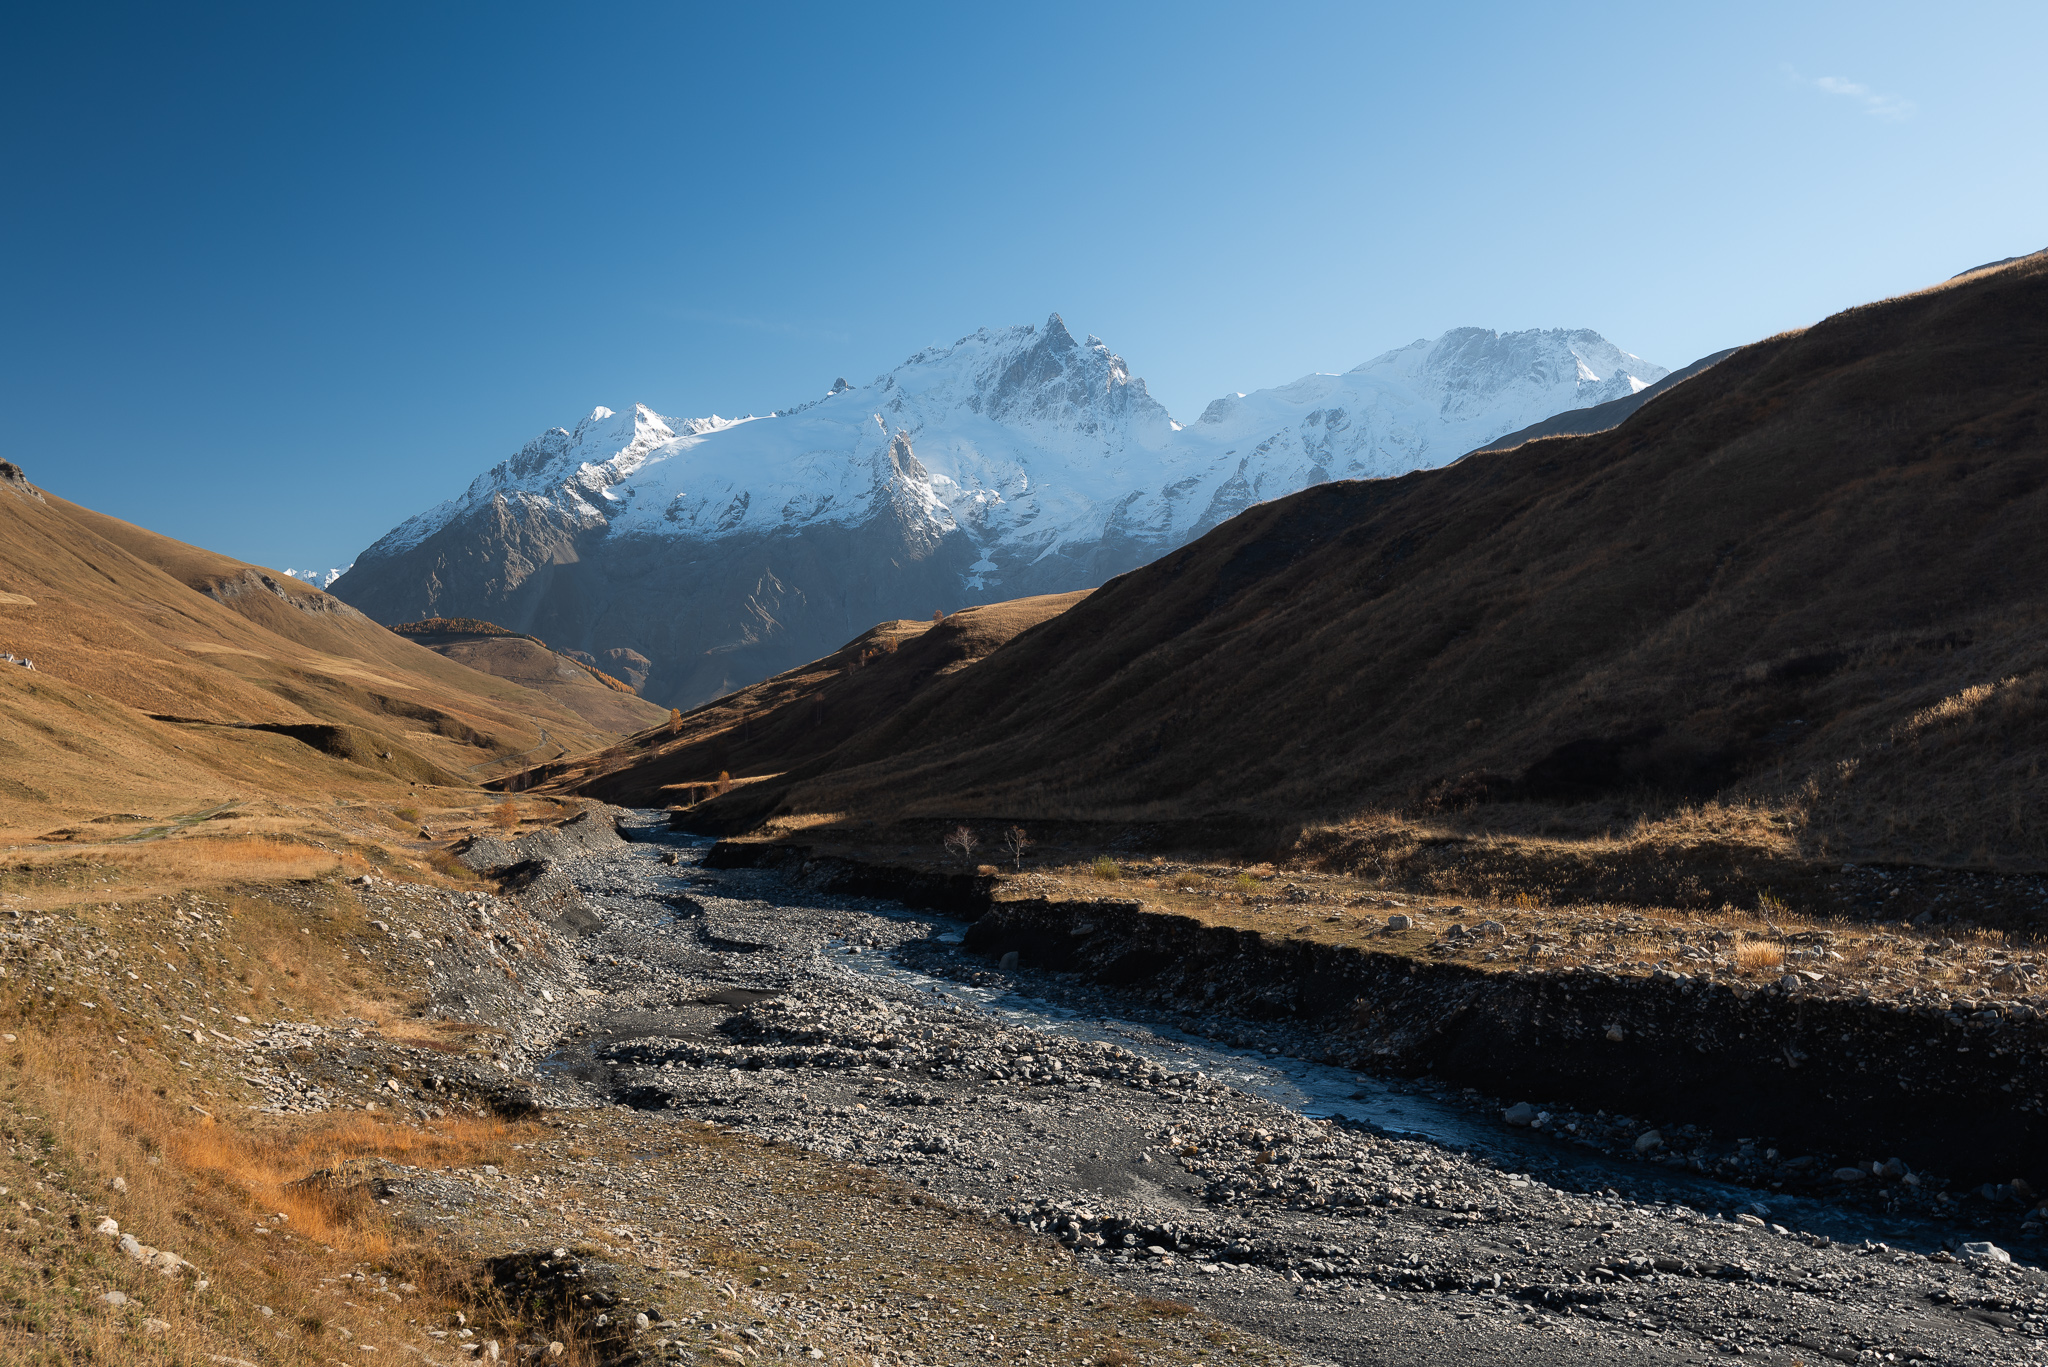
left=1476, top=347, right=1741, bottom=453
left=516, top=592, right=1088, bottom=807
left=694, top=256, right=2048, bottom=870
left=0, top=469, right=641, bottom=833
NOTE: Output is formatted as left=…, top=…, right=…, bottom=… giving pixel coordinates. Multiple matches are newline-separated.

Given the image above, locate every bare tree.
left=943, top=824, right=979, bottom=867
left=1002, top=825, right=1031, bottom=871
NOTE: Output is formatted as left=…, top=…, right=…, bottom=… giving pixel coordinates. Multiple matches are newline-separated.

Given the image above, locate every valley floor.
left=5, top=808, right=2048, bottom=1366
left=483, top=815, right=2048, bottom=1366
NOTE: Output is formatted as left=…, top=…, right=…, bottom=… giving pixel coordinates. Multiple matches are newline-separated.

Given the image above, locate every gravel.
left=425, top=810, right=2048, bottom=1366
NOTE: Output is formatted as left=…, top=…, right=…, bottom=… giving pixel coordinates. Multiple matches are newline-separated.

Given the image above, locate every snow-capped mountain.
left=333, top=316, right=1663, bottom=708
left=283, top=565, right=353, bottom=588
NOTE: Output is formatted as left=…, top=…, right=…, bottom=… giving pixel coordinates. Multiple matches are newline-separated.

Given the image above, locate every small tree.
left=667, top=708, right=683, bottom=735
left=1002, top=825, right=1031, bottom=871
left=715, top=770, right=733, bottom=796
left=931, top=609, right=945, bottom=622
left=943, top=824, right=979, bottom=867
left=491, top=799, right=520, bottom=832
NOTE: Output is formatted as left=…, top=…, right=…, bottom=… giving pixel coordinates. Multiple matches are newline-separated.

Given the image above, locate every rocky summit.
left=330, top=317, right=1664, bottom=707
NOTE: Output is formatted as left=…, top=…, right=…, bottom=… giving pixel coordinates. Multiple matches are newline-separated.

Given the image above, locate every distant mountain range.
left=331, top=317, right=1668, bottom=708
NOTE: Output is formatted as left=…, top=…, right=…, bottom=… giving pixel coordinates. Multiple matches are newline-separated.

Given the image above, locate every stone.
left=1732, top=1214, right=1766, bottom=1228
left=1503, top=1102, right=1537, bottom=1127
left=1386, top=914, right=1413, bottom=931
left=1833, top=1167, right=1866, bottom=1183
left=107, top=1175, right=128, bottom=1194
left=95, top=1216, right=119, bottom=1236
left=1605, top=1025, right=1626, bottom=1043
left=100, top=1290, right=128, bottom=1306
left=1961, top=1241, right=2011, bottom=1263
left=1879, top=1158, right=1908, bottom=1179
left=634, top=1313, right=650, bottom=1330
left=547, top=1343, right=565, bottom=1359
left=999, top=952, right=1020, bottom=970
left=143, top=1317, right=171, bottom=1334
left=1634, top=1130, right=1664, bottom=1154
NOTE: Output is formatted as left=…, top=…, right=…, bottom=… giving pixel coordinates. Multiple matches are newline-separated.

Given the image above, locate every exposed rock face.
left=599, top=647, right=651, bottom=691
left=333, top=316, right=1662, bottom=707
left=0, top=461, right=43, bottom=502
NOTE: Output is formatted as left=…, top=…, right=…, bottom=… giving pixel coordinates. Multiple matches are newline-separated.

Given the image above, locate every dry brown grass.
left=1734, top=938, right=1786, bottom=975
left=0, top=947, right=539, bottom=1367
left=525, top=592, right=1089, bottom=807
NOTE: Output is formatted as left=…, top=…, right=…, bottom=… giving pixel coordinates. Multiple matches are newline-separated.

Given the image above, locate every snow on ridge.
left=283, top=565, right=353, bottom=588
left=350, top=317, right=1666, bottom=583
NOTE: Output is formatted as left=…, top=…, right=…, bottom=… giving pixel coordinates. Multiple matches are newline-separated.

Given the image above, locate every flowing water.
left=649, top=830, right=2001, bottom=1257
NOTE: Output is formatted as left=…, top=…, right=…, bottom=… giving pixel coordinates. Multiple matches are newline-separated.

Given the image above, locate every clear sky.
left=5, top=2, right=2043, bottom=575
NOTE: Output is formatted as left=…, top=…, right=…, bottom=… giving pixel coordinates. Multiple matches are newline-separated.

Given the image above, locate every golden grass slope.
left=390, top=619, right=669, bottom=735
left=698, top=255, right=2048, bottom=872
left=522, top=591, right=1089, bottom=807
left=0, top=471, right=643, bottom=838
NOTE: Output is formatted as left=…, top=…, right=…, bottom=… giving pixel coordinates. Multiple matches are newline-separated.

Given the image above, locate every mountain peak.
left=338, top=313, right=1663, bottom=705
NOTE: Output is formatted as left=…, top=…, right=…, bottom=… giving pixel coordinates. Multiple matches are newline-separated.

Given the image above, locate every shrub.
left=490, top=801, right=520, bottom=832
left=1735, top=938, right=1785, bottom=974
left=1090, top=856, right=1122, bottom=882
left=1234, top=872, right=1257, bottom=894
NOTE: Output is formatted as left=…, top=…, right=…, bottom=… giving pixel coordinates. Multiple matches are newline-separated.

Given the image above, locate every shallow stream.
left=662, top=833, right=1986, bottom=1257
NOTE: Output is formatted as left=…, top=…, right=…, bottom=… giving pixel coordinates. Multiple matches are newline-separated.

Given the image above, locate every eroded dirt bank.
left=710, top=841, right=2048, bottom=1192
left=961, top=896, right=2048, bottom=1189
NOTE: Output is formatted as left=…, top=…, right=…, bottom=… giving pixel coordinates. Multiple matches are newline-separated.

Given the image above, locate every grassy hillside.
left=518, top=592, right=1088, bottom=807
left=0, top=471, right=642, bottom=837
left=391, top=618, right=670, bottom=735
left=693, top=255, right=2048, bottom=873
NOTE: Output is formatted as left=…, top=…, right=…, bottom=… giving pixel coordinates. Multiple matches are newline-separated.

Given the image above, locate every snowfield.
left=356, top=314, right=1664, bottom=593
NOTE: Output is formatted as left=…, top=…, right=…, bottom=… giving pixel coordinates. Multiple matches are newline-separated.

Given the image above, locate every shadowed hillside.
left=691, top=256, right=2048, bottom=871
left=515, top=592, right=1088, bottom=806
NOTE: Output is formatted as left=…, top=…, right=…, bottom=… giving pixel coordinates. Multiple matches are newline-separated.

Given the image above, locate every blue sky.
left=4, top=2, right=2043, bottom=575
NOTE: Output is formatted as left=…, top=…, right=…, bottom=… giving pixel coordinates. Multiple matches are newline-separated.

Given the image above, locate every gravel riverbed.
left=421, top=811, right=2048, bottom=1367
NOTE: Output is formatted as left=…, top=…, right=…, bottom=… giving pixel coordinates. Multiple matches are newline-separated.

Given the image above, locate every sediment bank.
left=709, top=839, right=2048, bottom=1189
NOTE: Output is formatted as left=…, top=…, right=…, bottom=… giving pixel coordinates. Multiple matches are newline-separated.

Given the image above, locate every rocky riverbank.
left=432, top=811, right=2048, bottom=1365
